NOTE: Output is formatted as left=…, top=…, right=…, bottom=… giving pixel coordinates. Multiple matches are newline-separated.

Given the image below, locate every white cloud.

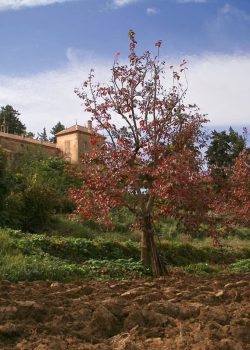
left=219, top=3, right=250, bottom=21
left=0, top=54, right=112, bottom=134
left=111, top=0, right=139, bottom=8
left=0, top=52, right=249, bottom=135
left=66, top=47, right=95, bottom=64
left=0, top=0, right=77, bottom=11
left=146, top=7, right=159, bottom=15
left=177, top=0, right=207, bottom=3
left=184, top=54, right=250, bottom=126
left=220, top=3, right=231, bottom=15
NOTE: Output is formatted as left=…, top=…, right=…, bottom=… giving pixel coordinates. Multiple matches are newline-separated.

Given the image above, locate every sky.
left=0, top=0, right=249, bottom=136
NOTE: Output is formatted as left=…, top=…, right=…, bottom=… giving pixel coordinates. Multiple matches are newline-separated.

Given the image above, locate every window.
left=64, top=140, right=71, bottom=155
left=83, top=141, right=88, bottom=151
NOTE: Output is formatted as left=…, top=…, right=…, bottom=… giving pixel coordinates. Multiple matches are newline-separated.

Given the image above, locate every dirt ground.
left=0, top=273, right=249, bottom=350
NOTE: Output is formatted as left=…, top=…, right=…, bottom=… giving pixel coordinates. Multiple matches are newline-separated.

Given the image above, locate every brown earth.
left=0, top=273, right=249, bottom=350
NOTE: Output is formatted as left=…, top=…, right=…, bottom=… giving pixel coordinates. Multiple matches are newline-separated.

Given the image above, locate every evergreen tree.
left=206, top=127, right=246, bottom=169
left=25, top=131, right=35, bottom=138
left=50, top=121, right=65, bottom=143
left=0, top=105, right=26, bottom=135
left=37, top=127, right=48, bottom=142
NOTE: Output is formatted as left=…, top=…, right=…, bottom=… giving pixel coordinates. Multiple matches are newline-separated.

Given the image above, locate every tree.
left=206, top=127, right=247, bottom=193
left=0, top=105, right=26, bottom=135
left=26, top=131, right=35, bottom=138
left=50, top=121, right=65, bottom=143
left=206, top=127, right=246, bottom=169
left=37, top=127, right=48, bottom=142
left=2, top=152, right=79, bottom=232
left=71, top=31, right=211, bottom=276
left=213, top=150, right=250, bottom=228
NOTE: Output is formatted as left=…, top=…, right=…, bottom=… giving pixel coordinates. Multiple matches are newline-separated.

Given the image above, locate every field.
left=0, top=274, right=249, bottom=350
left=0, top=225, right=250, bottom=349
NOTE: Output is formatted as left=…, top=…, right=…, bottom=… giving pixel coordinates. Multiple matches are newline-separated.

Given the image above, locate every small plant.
left=184, top=263, right=219, bottom=275
left=230, top=259, right=250, bottom=273
left=1, top=228, right=250, bottom=282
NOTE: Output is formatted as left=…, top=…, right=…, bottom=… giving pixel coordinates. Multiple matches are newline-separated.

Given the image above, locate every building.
left=56, top=120, right=103, bottom=164
left=0, top=120, right=103, bottom=164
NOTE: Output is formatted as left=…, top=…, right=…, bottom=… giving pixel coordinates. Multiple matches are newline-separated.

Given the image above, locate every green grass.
left=0, top=255, right=151, bottom=282
left=0, top=227, right=250, bottom=282
left=16, top=233, right=140, bottom=262
left=47, top=216, right=103, bottom=239
left=183, top=263, right=220, bottom=275
left=230, top=259, right=250, bottom=273
left=0, top=228, right=148, bottom=282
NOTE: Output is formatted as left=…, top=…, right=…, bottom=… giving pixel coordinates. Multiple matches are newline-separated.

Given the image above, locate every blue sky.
left=0, top=0, right=249, bottom=135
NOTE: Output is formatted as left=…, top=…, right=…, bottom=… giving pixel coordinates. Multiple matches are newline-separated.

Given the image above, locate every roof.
left=0, top=131, right=58, bottom=149
left=56, top=124, right=104, bottom=139
left=55, top=125, right=91, bottom=136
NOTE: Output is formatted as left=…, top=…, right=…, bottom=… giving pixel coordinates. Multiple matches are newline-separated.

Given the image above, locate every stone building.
left=56, top=120, right=103, bottom=164
left=0, top=120, right=102, bottom=164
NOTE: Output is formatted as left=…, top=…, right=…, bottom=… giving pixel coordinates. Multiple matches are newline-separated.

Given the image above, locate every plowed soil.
left=0, top=273, right=249, bottom=350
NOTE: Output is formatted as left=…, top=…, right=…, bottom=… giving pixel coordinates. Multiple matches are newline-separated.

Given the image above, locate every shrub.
left=16, top=234, right=140, bottom=262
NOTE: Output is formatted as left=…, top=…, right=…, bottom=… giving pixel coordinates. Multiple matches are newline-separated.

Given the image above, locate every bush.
left=16, top=234, right=140, bottom=262
left=1, top=192, right=25, bottom=229
left=21, top=185, right=58, bottom=232
left=0, top=153, right=80, bottom=232
left=2, top=185, right=58, bottom=232
left=49, top=216, right=103, bottom=238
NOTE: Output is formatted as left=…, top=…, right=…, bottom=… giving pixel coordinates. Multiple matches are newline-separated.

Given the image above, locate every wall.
left=0, top=131, right=61, bottom=159
left=0, top=128, right=104, bottom=164
left=56, top=132, right=79, bottom=164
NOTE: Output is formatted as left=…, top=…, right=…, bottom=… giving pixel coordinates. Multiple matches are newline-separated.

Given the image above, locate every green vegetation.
left=183, top=263, right=220, bottom=275
left=0, top=150, right=80, bottom=232
left=206, top=127, right=246, bottom=169
left=49, top=121, right=65, bottom=143
left=0, top=147, right=9, bottom=212
left=0, top=229, right=149, bottom=282
left=0, top=105, right=26, bottom=135
left=0, top=138, right=249, bottom=281
left=230, top=259, right=250, bottom=273
left=0, top=227, right=249, bottom=282
left=37, top=127, right=49, bottom=141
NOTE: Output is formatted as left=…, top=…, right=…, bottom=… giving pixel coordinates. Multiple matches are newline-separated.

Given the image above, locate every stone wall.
left=0, top=131, right=61, bottom=159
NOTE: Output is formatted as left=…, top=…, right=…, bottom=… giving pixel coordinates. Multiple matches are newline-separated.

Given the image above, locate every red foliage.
left=213, top=150, right=250, bottom=227
left=71, top=32, right=214, bottom=275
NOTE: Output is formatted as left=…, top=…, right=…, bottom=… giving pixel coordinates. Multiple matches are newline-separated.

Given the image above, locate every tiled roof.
left=55, top=125, right=91, bottom=136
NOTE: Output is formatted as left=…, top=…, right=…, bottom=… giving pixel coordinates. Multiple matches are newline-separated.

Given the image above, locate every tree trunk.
left=141, top=230, right=151, bottom=267
left=140, top=214, right=166, bottom=277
